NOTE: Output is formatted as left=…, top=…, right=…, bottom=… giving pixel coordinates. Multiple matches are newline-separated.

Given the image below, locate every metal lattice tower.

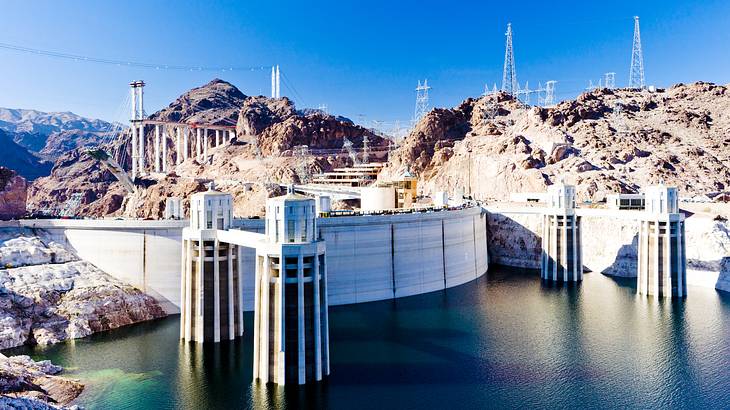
left=544, top=81, right=557, bottom=106
left=414, top=79, right=431, bottom=123
left=629, top=16, right=645, bottom=89
left=605, top=72, right=616, bottom=89
left=501, top=23, right=518, bottom=95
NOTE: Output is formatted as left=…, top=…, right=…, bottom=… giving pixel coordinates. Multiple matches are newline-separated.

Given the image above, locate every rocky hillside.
left=0, top=129, right=52, bottom=181
left=383, top=82, right=730, bottom=202
left=29, top=79, right=387, bottom=218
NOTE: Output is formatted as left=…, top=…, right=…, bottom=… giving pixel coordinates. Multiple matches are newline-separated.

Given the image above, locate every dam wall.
left=20, top=206, right=488, bottom=312
left=484, top=206, right=728, bottom=291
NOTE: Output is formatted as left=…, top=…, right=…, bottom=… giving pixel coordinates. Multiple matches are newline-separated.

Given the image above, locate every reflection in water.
left=5, top=266, right=730, bottom=409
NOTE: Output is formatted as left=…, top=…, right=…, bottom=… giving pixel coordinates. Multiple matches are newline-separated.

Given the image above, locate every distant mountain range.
left=0, top=108, right=117, bottom=179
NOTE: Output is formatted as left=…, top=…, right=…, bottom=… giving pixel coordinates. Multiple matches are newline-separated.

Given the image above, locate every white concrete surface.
left=28, top=207, right=489, bottom=312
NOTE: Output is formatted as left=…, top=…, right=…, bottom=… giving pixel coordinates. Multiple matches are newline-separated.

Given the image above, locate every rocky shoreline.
left=0, top=353, right=82, bottom=409
left=0, top=227, right=167, bottom=349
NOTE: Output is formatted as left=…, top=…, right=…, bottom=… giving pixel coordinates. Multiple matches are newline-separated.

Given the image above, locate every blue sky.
left=1, top=0, right=729, bottom=126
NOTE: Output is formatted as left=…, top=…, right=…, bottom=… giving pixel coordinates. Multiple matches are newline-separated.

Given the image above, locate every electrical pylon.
left=629, top=16, right=645, bottom=89
left=501, top=23, right=518, bottom=95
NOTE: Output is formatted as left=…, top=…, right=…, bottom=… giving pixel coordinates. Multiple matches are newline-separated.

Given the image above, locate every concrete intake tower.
left=541, top=181, right=583, bottom=282
left=637, top=183, right=687, bottom=298
left=253, top=191, right=330, bottom=385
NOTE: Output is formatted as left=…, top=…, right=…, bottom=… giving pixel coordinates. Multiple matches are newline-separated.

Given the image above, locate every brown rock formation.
left=0, top=355, right=83, bottom=408
left=0, top=168, right=27, bottom=220
left=384, top=82, right=730, bottom=202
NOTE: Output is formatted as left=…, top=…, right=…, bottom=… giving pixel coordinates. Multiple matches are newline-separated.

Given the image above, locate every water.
left=7, top=268, right=730, bottom=409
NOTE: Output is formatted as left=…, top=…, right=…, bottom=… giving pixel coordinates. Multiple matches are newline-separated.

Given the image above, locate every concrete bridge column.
left=229, top=130, right=235, bottom=142
left=183, top=127, right=189, bottom=160
left=203, top=128, right=209, bottom=160
left=162, top=128, right=168, bottom=173
left=196, top=128, right=201, bottom=160
left=175, top=128, right=182, bottom=165
left=215, top=129, right=220, bottom=147
left=138, top=124, right=145, bottom=174
left=131, top=123, right=138, bottom=178
left=154, top=125, right=161, bottom=173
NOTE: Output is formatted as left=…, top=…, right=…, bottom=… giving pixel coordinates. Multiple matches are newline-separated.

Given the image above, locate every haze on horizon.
left=1, top=0, right=729, bottom=125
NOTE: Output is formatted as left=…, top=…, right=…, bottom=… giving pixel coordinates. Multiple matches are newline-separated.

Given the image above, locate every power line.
left=0, top=41, right=270, bottom=72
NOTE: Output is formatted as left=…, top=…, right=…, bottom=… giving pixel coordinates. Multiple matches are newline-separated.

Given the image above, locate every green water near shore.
left=7, top=267, right=730, bottom=409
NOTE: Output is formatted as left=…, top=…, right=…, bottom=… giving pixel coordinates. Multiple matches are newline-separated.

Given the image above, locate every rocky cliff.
left=0, top=228, right=166, bottom=349
left=0, top=168, right=27, bottom=220
left=384, top=82, right=730, bottom=202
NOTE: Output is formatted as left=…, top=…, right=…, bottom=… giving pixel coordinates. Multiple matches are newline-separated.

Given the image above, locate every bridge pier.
left=541, top=180, right=582, bottom=282
left=215, top=129, right=221, bottom=147
left=175, top=128, right=182, bottom=165
left=204, top=128, right=209, bottom=160
left=196, top=128, right=202, bottom=160
left=131, top=123, right=138, bottom=178
left=162, top=127, right=168, bottom=173
left=229, top=130, right=235, bottom=142
left=183, top=127, right=189, bottom=160
left=154, top=125, right=161, bottom=173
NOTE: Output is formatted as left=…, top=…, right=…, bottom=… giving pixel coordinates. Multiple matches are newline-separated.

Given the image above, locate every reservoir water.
left=8, top=267, right=730, bottom=409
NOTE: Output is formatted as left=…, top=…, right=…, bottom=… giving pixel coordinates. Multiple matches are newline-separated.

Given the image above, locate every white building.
left=541, top=181, right=583, bottom=282
left=253, top=191, right=329, bottom=385
left=606, top=193, right=645, bottom=210
left=637, top=183, right=686, bottom=298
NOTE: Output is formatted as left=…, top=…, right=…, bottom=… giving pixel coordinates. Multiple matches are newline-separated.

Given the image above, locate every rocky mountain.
left=0, top=129, right=53, bottom=181
left=382, top=82, right=730, bottom=202
left=28, top=78, right=387, bottom=218
left=0, top=107, right=113, bottom=164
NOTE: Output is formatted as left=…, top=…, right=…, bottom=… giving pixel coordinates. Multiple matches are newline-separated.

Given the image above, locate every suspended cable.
left=0, top=41, right=271, bottom=72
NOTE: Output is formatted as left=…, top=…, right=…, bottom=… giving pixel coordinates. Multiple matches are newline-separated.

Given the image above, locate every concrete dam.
left=20, top=206, right=489, bottom=313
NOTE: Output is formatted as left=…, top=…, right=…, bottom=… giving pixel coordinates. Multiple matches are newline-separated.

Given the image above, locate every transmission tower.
left=362, top=134, right=370, bottom=164
left=517, top=81, right=531, bottom=105
left=544, top=81, right=557, bottom=106
left=629, top=16, right=645, bottom=89
left=501, top=23, right=518, bottom=95
left=414, top=79, right=431, bottom=123
left=605, top=72, right=616, bottom=89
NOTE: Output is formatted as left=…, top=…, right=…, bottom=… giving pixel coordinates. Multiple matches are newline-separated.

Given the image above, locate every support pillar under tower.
left=541, top=180, right=582, bottom=282
left=253, top=189, right=329, bottom=385
left=180, top=187, right=244, bottom=343
left=637, top=183, right=686, bottom=298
